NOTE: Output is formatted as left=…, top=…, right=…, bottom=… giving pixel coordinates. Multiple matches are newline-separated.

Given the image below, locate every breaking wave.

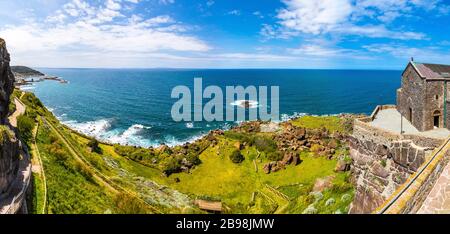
left=19, top=85, right=35, bottom=91
left=230, top=99, right=259, bottom=109
left=55, top=111, right=345, bottom=149
left=63, top=119, right=154, bottom=147
left=185, top=122, right=194, bottom=128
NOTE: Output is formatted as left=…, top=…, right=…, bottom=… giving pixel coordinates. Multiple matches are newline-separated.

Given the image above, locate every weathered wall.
left=397, top=64, right=427, bottom=131
left=0, top=38, right=20, bottom=198
left=403, top=148, right=450, bottom=214
left=348, top=119, right=442, bottom=213
left=424, top=80, right=444, bottom=130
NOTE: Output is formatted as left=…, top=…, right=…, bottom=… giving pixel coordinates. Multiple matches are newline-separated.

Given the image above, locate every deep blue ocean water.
left=25, top=69, right=401, bottom=147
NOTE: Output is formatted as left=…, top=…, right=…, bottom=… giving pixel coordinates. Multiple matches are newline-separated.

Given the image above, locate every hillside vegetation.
left=16, top=90, right=355, bottom=214
left=11, top=66, right=44, bottom=78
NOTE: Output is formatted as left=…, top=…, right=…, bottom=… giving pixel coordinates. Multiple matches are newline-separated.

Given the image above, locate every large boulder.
left=312, top=175, right=335, bottom=192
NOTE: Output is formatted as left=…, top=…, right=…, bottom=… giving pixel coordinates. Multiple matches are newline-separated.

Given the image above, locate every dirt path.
left=0, top=96, right=32, bottom=214
left=31, top=119, right=47, bottom=214
left=8, top=98, right=26, bottom=127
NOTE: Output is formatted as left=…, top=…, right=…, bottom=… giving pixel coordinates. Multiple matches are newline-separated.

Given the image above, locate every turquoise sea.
left=25, top=69, right=401, bottom=147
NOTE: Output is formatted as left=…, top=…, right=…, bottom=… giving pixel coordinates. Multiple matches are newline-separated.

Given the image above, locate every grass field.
left=20, top=91, right=354, bottom=214
left=291, top=116, right=351, bottom=133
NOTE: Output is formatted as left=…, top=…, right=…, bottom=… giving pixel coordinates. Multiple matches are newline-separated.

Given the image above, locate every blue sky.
left=0, top=0, right=450, bottom=69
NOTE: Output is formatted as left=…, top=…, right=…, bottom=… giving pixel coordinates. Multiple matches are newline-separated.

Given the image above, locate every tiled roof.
left=414, top=62, right=450, bottom=79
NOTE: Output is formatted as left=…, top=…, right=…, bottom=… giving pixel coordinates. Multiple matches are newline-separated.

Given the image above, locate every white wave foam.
left=185, top=122, right=194, bottom=128
left=163, top=134, right=207, bottom=147
left=106, top=124, right=153, bottom=147
left=280, top=112, right=308, bottom=122
left=230, top=99, right=259, bottom=109
left=64, top=119, right=113, bottom=137
left=19, top=85, right=35, bottom=91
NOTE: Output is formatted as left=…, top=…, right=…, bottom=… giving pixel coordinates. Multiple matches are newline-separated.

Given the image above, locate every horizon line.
left=15, top=66, right=403, bottom=71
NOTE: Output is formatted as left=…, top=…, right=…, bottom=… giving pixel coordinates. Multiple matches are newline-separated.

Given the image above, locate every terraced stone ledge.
left=375, top=138, right=450, bottom=214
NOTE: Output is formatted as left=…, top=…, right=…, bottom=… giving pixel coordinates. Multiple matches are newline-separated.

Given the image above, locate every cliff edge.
left=0, top=38, right=24, bottom=213
left=0, top=38, right=15, bottom=122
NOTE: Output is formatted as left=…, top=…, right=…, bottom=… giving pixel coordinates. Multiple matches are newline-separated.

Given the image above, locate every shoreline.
left=48, top=103, right=363, bottom=150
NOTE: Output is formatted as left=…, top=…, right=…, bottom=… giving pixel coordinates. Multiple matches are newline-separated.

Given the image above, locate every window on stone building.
left=435, top=95, right=439, bottom=100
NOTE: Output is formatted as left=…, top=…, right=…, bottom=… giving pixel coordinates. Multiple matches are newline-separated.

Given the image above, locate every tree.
left=161, top=157, right=181, bottom=176
left=87, top=138, right=102, bottom=154
left=266, top=151, right=283, bottom=161
left=17, top=115, right=35, bottom=143
left=229, top=150, right=244, bottom=164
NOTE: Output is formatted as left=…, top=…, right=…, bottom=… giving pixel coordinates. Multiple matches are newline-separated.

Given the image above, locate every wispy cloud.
left=227, top=9, right=241, bottom=16
left=253, top=11, right=264, bottom=19
left=1, top=0, right=209, bottom=66
left=265, top=0, right=444, bottom=40
left=363, top=43, right=450, bottom=63
left=159, top=0, right=175, bottom=5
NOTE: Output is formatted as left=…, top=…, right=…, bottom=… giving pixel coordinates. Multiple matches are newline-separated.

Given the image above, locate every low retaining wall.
left=349, top=105, right=445, bottom=213
left=376, top=139, right=450, bottom=214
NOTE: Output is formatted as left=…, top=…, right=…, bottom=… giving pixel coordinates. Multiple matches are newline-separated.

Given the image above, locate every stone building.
left=397, top=60, right=450, bottom=131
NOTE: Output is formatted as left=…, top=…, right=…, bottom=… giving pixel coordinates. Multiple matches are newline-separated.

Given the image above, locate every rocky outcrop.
left=0, top=38, right=22, bottom=203
left=0, top=128, right=21, bottom=196
left=11, top=66, right=44, bottom=79
left=0, top=38, right=15, bottom=123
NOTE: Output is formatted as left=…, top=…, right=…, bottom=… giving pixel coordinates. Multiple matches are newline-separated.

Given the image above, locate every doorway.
left=434, top=116, right=440, bottom=128
left=433, top=110, right=441, bottom=128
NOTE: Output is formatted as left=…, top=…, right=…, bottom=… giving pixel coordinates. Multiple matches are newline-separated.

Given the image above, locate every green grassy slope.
left=17, top=90, right=354, bottom=214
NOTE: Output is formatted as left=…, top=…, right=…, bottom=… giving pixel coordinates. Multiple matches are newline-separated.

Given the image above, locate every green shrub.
left=47, top=143, right=68, bottom=164
left=161, top=157, right=181, bottom=175
left=114, top=193, right=149, bottom=214
left=8, top=101, right=16, bottom=116
left=254, top=136, right=276, bottom=152
left=266, top=151, right=283, bottom=161
left=229, top=150, right=244, bottom=164
left=185, top=152, right=201, bottom=166
left=17, top=114, right=35, bottom=143
left=87, top=138, right=102, bottom=154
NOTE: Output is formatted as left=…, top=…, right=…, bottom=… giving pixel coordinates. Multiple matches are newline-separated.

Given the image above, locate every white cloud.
left=287, top=39, right=375, bottom=60
left=0, top=0, right=210, bottom=67
left=333, top=24, right=426, bottom=40
left=363, top=43, right=450, bottom=63
left=227, top=10, right=241, bottom=16
left=289, top=44, right=349, bottom=57
left=270, top=0, right=444, bottom=40
left=215, top=53, right=294, bottom=61
left=278, top=0, right=353, bottom=34
left=253, top=11, right=264, bottom=19
left=159, top=0, right=175, bottom=5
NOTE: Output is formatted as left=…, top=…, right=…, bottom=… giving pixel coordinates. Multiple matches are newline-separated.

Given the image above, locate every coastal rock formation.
left=0, top=38, right=15, bottom=123
left=0, top=38, right=23, bottom=210
left=11, top=66, right=44, bottom=79
left=0, top=129, right=20, bottom=196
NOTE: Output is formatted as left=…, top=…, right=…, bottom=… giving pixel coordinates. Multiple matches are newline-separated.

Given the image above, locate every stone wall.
left=379, top=139, right=450, bottom=214
left=402, top=148, right=450, bottom=214
left=397, top=64, right=427, bottom=131
left=424, top=80, right=445, bottom=130
left=348, top=117, right=443, bottom=213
